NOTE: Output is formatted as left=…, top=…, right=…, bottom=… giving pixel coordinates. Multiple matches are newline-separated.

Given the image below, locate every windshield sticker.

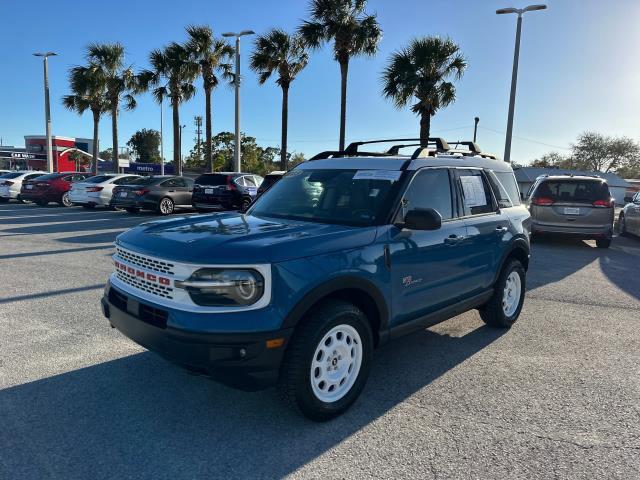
left=460, top=175, right=487, bottom=207
left=353, top=170, right=402, bottom=182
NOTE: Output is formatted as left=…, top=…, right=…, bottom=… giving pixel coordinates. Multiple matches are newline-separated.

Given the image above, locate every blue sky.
left=1, top=0, right=639, bottom=164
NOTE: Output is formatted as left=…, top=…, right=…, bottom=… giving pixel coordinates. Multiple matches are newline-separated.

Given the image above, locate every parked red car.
left=21, top=172, right=91, bottom=207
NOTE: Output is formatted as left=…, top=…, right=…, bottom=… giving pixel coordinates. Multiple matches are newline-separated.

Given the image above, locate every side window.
left=494, top=171, right=521, bottom=206
left=161, top=178, right=178, bottom=188
left=174, top=178, right=187, bottom=187
left=235, top=176, right=246, bottom=187
left=244, top=176, right=257, bottom=187
left=72, top=174, right=86, bottom=181
left=456, top=169, right=495, bottom=216
left=113, top=176, right=138, bottom=185
left=400, top=168, right=453, bottom=221
left=62, top=175, right=73, bottom=182
left=486, top=171, right=514, bottom=208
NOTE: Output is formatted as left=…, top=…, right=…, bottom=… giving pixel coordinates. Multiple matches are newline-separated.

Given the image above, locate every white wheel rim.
left=63, top=193, right=71, bottom=206
left=310, top=324, right=362, bottom=403
left=160, top=199, right=173, bottom=214
left=502, top=271, right=522, bottom=317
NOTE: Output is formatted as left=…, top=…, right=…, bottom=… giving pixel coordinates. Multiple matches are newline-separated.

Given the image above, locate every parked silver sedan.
left=68, top=174, right=141, bottom=209
left=619, top=192, right=640, bottom=237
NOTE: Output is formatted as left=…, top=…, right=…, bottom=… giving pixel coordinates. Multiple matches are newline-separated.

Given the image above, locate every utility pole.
left=194, top=115, right=203, bottom=165
left=33, top=52, right=58, bottom=172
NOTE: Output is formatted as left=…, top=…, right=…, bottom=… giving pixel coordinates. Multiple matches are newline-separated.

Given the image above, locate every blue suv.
left=102, top=138, right=531, bottom=421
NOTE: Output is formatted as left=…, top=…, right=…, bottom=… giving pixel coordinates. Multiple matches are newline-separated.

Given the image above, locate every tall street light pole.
left=33, top=52, right=58, bottom=173
left=496, top=4, right=547, bottom=163
left=222, top=30, right=255, bottom=173
left=160, top=94, right=165, bottom=175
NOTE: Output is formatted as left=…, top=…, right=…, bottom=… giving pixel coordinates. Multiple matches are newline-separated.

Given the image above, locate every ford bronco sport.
left=102, top=138, right=531, bottom=421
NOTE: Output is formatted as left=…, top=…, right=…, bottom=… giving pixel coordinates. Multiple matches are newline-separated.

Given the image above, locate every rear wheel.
left=125, top=207, right=139, bottom=213
left=596, top=238, right=611, bottom=248
left=158, top=197, right=175, bottom=215
left=279, top=300, right=373, bottom=421
left=60, top=192, right=73, bottom=207
left=479, top=259, right=526, bottom=329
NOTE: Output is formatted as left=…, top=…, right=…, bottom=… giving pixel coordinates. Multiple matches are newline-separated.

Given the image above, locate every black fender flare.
left=493, top=236, right=530, bottom=284
left=281, top=276, right=390, bottom=342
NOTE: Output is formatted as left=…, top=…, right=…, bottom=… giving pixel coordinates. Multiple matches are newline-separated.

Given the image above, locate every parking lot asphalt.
left=0, top=202, right=639, bottom=479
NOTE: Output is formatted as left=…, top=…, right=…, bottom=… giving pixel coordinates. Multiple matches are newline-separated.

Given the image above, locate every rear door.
left=455, top=168, right=510, bottom=291
left=531, top=179, right=612, bottom=228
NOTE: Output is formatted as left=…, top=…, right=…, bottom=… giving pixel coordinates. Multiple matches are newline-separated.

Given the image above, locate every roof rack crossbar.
left=446, top=141, right=482, bottom=153
left=345, top=137, right=450, bottom=154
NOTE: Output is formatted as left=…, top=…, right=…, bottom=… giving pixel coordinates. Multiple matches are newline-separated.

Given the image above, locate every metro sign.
left=114, top=259, right=171, bottom=286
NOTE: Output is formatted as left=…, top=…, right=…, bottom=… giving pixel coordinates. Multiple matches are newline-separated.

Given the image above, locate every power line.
left=478, top=126, right=571, bottom=151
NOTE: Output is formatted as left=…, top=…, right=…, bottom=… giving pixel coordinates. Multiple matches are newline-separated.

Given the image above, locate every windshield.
left=83, top=175, right=115, bottom=184
left=249, top=169, right=401, bottom=226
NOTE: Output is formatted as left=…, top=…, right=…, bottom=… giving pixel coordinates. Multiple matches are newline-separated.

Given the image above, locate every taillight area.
left=134, top=188, right=149, bottom=196
left=592, top=199, right=613, bottom=208
left=531, top=197, right=555, bottom=206
left=1, top=181, right=14, bottom=186
left=87, top=186, right=104, bottom=192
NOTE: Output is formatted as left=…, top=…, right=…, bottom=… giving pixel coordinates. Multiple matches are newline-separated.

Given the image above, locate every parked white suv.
left=68, top=174, right=141, bottom=208
left=0, top=171, right=47, bottom=203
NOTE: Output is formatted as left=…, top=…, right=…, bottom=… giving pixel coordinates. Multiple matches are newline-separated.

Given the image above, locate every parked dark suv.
left=192, top=173, right=264, bottom=212
left=110, top=175, right=194, bottom=215
left=527, top=175, right=614, bottom=248
left=102, top=138, right=530, bottom=420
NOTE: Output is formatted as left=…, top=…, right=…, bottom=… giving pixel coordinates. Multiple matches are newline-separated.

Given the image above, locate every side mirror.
left=402, top=208, right=442, bottom=230
left=624, top=196, right=633, bottom=203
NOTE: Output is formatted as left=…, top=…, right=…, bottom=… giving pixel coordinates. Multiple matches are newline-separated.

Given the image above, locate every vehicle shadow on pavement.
left=528, top=235, right=640, bottom=301
left=0, top=320, right=503, bottom=479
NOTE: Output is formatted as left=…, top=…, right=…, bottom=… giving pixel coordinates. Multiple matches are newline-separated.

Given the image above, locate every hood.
left=116, top=212, right=378, bottom=264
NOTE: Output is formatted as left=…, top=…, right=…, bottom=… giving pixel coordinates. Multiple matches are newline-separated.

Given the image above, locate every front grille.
left=116, top=269, right=174, bottom=299
left=139, top=304, right=168, bottom=329
left=115, top=247, right=175, bottom=275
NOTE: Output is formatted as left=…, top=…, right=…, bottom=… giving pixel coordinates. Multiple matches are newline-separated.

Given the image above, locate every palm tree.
left=62, top=65, right=109, bottom=174
left=185, top=25, right=234, bottom=173
left=381, top=37, right=467, bottom=147
left=299, top=0, right=382, bottom=151
left=139, top=43, right=198, bottom=175
left=86, top=43, right=137, bottom=172
left=250, top=29, right=308, bottom=170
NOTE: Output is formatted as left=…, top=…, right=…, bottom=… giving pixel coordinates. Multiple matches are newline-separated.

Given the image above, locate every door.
left=455, top=169, right=510, bottom=291
left=389, top=168, right=469, bottom=325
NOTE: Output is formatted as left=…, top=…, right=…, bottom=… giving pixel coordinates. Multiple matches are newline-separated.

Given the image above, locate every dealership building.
left=0, top=135, right=94, bottom=171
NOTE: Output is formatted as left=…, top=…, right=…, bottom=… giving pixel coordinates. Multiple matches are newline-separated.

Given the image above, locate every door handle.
left=444, top=234, right=465, bottom=245
left=495, top=226, right=508, bottom=234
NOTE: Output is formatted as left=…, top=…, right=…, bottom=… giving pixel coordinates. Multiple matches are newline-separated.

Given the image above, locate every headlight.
left=175, top=268, right=265, bottom=307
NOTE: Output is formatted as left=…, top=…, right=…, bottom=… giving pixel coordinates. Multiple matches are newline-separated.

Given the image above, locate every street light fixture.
left=496, top=4, right=547, bottom=163
left=222, top=30, right=255, bottom=173
left=33, top=51, right=58, bottom=173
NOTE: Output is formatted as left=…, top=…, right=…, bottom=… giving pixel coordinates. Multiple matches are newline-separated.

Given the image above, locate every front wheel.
left=60, top=192, right=73, bottom=207
left=479, top=259, right=526, bottom=329
left=158, top=197, right=175, bottom=215
left=596, top=238, right=611, bottom=249
left=279, top=300, right=373, bottom=421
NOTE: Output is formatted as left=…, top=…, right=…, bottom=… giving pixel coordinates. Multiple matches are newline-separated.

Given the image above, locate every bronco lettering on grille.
left=114, top=260, right=171, bottom=286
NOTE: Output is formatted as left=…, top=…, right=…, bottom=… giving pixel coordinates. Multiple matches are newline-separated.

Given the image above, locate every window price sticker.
left=460, top=175, right=487, bottom=207
left=353, top=170, right=402, bottom=182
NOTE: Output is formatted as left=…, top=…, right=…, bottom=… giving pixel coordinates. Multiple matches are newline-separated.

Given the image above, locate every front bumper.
left=102, top=282, right=292, bottom=390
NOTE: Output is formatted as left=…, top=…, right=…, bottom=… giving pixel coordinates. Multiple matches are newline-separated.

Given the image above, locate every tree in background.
left=185, top=26, right=234, bottom=173
left=381, top=37, right=466, bottom=146
left=62, top=65, right=109, bottom=175
left=139, top=43, right=199, bottom=174
left=530, top=152, right=574, bottom=169
left=86, top=43, right=137, bottom=173
left=251, top=29, right=308, bottom=170
left=127, top=129, right=161, bottom=163
left=299, top=0, right=381, bottom=151
left=571, top=132, right=640, bottom=173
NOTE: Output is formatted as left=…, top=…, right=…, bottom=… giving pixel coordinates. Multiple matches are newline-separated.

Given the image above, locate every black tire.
left=596, top=238, right=611, bottom=249
left=35, top=200, right=48, bottom=207
left=279, top=299, right=373, bottom=422
left=125, top=207, right=139, bottom=213
left=157, top=197, right=175, bottom=215
left=479, top=259, right=526, bottom=329
left=618, top=214, right=627, bottom=236
left=60, top=192, right=73, bottom=207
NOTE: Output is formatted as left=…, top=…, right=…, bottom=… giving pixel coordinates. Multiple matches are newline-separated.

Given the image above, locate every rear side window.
left=494, top=172, right=521, bottom=206
left=457, top=169, right=495, bottom=216
left=534, top=180, right=610, bottom=203
left=112, top=176, right=141, bottom=185
left=195, top=174, right=228, bottom=186
left=161, top=178, right=180, bottom=187
left=25, top=174, right=43, bottom=180
left=84, top=175, right=114, bottom=184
